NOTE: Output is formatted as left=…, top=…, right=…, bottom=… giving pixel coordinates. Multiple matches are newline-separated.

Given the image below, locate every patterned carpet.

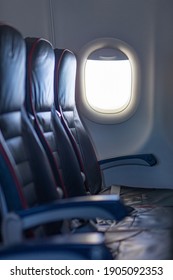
left=102, top=187, right=173, bottom=259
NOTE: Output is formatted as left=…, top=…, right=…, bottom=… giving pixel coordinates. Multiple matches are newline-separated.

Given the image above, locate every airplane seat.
left=0, top=25, right=78, bottom=240
left=54, top=49, right=115, bottom=195
left=25, top=38, right=87, bottom=198
left=0, top=25, right=61, bottom=214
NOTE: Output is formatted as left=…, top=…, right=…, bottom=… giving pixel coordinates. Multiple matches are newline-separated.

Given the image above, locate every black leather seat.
left=25, top=38, right=86, bottom=198
left=54, top=49, right=113, bottom=194
left=25, top=38, right=107, bottom=198
left=0, top=25, right=60, bottom=213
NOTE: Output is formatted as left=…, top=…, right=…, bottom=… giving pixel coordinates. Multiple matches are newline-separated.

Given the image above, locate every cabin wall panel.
left=0, top=0, right=53, bottom=41
left=51, top=0, right=156, bottom=52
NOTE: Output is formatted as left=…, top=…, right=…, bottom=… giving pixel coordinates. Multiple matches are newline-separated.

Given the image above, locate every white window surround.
left=76, top=38, right=141, bottom=124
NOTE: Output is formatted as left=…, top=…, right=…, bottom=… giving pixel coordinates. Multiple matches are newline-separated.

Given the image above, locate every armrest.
left=0, top=233, right=113, bottom=259
left=17, top=194, right=129, bottom=225
left=2, top=195, right=129, bottom=244
left=99, top=153, right=157, bottom=170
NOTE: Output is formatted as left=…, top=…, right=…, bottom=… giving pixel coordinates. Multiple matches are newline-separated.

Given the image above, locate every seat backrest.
left=0, top=25, right=60, bottom=213
left=54, top=49, right=102, bottom=194
left=25, top=38, right=86, bottom=198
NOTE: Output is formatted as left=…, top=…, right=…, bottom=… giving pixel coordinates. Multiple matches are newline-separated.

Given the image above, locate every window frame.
left=76, top=38, right=141, bottom=124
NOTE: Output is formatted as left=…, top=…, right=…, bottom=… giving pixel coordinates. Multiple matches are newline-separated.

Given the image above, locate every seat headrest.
left=0, top=24, right=25, bottom=114
left=54, top=49, right=77, bottom=111
left=25, top=38, right=55, bottom=114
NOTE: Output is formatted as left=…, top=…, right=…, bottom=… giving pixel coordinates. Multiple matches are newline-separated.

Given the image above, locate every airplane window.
left=85, top=48, right=131, bottom=114
left=78, top=39, right=140, bottom=124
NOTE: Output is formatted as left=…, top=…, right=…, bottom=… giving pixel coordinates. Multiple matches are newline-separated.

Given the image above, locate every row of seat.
left=0, top=24, right=129, bottom=259
left=25, top=37, right=112, bottom=198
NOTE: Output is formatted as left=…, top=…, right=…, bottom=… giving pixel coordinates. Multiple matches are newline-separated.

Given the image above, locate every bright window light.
left=85, top=58, right=132, bottom=113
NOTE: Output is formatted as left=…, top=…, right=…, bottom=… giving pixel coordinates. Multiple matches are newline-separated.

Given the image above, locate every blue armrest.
left=99, top=153, right=157, bottom=169
left=2, top=195, right=129, bottom=244
left=18, top=194, right=128, bottom=226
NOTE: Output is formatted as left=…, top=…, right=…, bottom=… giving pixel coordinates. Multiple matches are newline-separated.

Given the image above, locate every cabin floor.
left=98, top=187, right=173, bottom=259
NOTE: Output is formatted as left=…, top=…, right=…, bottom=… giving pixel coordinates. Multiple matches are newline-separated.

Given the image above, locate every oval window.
left=85, top=48, right=131, bottom=114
